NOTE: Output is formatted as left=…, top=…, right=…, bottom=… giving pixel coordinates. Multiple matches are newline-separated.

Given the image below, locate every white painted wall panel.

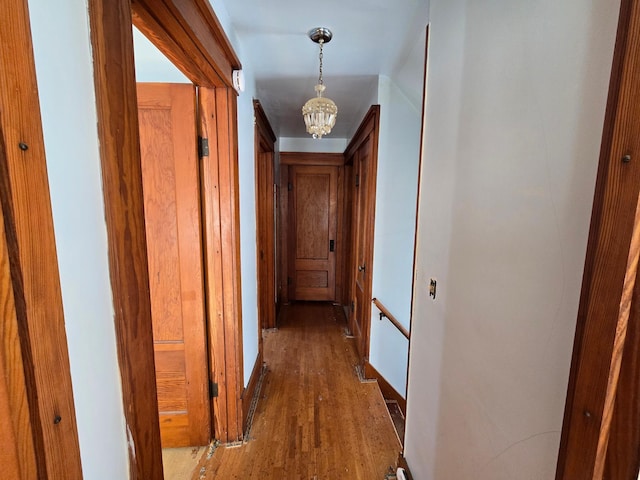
left=369, top=75, right=422, bottom=397
left=405, top=1, right=620, bottom=478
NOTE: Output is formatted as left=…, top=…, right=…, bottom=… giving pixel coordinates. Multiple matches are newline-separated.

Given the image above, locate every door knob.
left=358, top=264, right=366, bottom=272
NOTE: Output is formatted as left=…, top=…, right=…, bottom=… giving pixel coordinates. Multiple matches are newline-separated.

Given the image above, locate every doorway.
left=137, top=82, right=210, bottom=448
left=88, top=0, right=245, bottom=477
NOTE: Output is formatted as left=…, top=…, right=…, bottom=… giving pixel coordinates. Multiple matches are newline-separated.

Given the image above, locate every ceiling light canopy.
left=302, top=27, right=337, bottom=139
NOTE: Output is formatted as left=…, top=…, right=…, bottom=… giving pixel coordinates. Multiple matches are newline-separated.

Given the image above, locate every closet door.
left=138, top=83, right=210, bottom=447
left=289, top=164, right=338, bottom=301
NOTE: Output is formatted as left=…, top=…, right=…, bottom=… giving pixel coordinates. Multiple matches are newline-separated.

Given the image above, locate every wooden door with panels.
left=137, top=83, right=210, bottom=448
left=346, top=106, right=380, bottom=365
left=289, top=164, right=338, bottom=301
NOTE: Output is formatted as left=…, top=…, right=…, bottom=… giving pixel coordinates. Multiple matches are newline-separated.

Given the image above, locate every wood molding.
left=88, top=1, right=163, bottom=478
left=335, top=165, right=347, bottom=304
left=0, top=1, right=82, bottom=477
left=280, top=166, right=290, bottom=304
left=556, top=0, right=640, bottom=478
left=254, top=100, right=277, bottom=331
left=241, top=352, right=264, bottom=434
left=280, top=152, right=345, bottom=166
left=199, top=87, right=244, bottom=443
left=131, top=0, right=241, bottom=88
left=364, top=360, right=407, bottom=415
left=0, top=142, right=39, bottom=479
left=345, top=105, right=381, bottom=161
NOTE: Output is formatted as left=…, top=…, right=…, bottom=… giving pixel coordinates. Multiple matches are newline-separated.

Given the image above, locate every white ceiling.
left=219, top=0, right=430, bottom=138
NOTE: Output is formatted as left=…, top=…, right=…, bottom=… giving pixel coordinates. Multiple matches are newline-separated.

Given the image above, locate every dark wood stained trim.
left=372, top=298, right=410, bottom=340
left=556, top=0, right=640, bottom=478
left=241, top=352, right=264, bottom=434
left=364, top=360, right=406, bottom=416
left=0, top=1, right=82, bottom=477
left=339, top=164, right=354, bottom=307
left=280, top=152, right=345, bottom=166
left=131, top=0, right=240, bottom=89
left=88, top=1, right=163, bottom=478
left=335, top=165, right=346, bottom=304
left=345, top=105, right=381, bottom=161
left=280, top=166, right=290, bottom=305
left=254, top=100, right=277, bottom=331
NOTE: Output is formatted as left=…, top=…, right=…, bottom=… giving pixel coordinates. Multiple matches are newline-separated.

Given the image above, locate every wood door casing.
left=137, top=83, right=210, bottom=448
left=345, top=106, right=380, bottom=365
left=198, top=86, right=245, bottom=444
left=90, top=0, right=243, bottom=475
left=289, top=165, right=338, bottom=301
left=254, top=100, right=277, bottom=330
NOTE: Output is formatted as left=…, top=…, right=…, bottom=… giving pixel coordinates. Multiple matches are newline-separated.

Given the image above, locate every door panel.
left=256, top=149, right=276, bottom=330
left=290, top=165, right=338, bottom=301
left=137, top=83, right=210, bottom=448
left=352, top=137, right=373, bottom=360
left=346, top=106, right=380, bottom=365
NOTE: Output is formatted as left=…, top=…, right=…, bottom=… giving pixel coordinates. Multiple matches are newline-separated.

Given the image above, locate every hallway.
left=196, top=302, right=401, bottom=479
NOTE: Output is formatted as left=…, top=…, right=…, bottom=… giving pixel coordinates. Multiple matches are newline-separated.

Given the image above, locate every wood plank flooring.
left=195, top=302, right=401, bottom=479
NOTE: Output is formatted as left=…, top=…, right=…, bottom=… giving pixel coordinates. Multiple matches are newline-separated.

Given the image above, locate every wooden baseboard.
left=364, top=360, right=406, bottom=415
left=241, top=351, right=264, bottom=434
left=397, top=453, right=414, bottom=480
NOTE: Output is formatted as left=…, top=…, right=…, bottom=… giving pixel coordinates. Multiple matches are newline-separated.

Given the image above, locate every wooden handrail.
left=372, top=298, right=410, bottom=339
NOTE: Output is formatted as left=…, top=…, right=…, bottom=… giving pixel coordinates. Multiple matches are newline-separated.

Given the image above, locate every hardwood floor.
left=195, top=302, right=401, bottom=479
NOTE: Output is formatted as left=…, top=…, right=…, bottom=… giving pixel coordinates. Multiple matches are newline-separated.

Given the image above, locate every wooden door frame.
left=556, top=0, right=640, bottom=478
left=254, top=100, right=277, bottom=330
left=279, top=152, right=346, bottom=304
left=344, top=105, right=381, bottom=364
left=0, top=1, right=83, bottom=478
left=88, top=0, right=243, bottom=477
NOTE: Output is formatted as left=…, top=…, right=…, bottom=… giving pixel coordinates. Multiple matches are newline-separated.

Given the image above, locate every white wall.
left=133, top=28, right=189, bottom=82
left=405, top=1, right=620, bottom=479
left=369, top=75, right=422, bottom=397
left=28, top=0, right=129, bottom=478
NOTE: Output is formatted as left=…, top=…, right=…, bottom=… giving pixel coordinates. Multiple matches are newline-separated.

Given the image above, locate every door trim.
left=254, top=100, right=276, bottom=330
left=0, top=1, right=82, bottom=477
left=556, top=0, right=640, bottom=477
left=88, top=0, right=244, bottom=477
left=345, top=105, right=381, bottom=364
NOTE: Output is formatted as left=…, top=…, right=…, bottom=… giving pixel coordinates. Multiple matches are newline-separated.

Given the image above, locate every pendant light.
left=302, top=27, right=338, bottom=139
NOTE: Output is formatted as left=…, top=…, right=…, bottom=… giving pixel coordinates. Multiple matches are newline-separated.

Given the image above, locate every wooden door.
left=289, top=165, right=338, bottom=301
left=346, top=106, right=380, bottom=365
left=137, top=83, right=210, bottom=448
left=352, top=138, right=373, bottom=361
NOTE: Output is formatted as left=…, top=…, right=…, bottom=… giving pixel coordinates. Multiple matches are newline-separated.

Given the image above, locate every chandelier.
left=302, top=27, right=338, bottom=139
